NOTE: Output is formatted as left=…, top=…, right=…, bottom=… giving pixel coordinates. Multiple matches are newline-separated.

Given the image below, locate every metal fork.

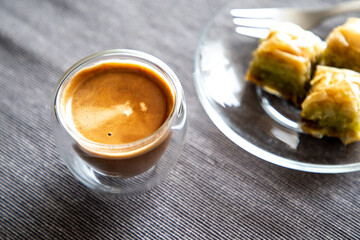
left=231, top=1, right=360, bottom=38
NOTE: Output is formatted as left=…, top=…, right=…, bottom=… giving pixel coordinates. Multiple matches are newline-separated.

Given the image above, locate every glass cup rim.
left=53, top=49, right=183, bottom=153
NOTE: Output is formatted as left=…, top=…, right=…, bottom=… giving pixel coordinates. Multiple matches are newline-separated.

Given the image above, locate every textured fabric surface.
left=2, top=0, right=360, bottom=239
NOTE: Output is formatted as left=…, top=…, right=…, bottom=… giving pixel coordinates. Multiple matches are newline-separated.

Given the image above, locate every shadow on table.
left=29, top=178, right=137, bottom=239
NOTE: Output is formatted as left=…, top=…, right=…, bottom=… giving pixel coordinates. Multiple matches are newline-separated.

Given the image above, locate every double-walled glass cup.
left=52, top=49, right=187, bottom=197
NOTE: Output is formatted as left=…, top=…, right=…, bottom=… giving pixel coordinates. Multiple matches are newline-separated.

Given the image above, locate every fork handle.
left=326, top=1, right=360, bottom=16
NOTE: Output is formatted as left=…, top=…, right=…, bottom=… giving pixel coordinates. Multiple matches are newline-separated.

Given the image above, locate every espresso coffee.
left=61, top=61, right=174, bottom=177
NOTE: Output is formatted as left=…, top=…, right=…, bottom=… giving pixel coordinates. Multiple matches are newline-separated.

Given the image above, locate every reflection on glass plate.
left=194, top=0, right=360, bottom=173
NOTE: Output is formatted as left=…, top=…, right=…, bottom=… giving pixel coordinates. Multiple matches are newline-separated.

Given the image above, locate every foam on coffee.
left=61, top=61, right=174, bottom=162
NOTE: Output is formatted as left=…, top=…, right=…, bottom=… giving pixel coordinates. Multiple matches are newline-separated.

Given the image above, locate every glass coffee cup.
left=52, top=49, right=187, bottom=197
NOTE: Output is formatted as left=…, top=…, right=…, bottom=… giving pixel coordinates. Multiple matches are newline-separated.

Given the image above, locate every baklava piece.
left=301, top=66, right=360, bottom=144
left=322, top=18, right=360, bottom=73
left=246, top=23, right=325, bottom=107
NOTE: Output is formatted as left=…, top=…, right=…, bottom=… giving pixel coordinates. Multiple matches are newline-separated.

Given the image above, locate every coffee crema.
left=63, top=62, right=174, bottom=145
left=60, top=61, right=175, bottom=176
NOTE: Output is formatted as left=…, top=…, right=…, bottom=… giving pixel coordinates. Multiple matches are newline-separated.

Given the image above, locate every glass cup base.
left=64, top=138, right=184, bottom=198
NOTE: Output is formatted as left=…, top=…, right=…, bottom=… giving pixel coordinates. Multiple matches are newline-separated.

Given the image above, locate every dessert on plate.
left=322, top=18, right=360, bottom=73
left=301, top=65, right=360, bottom=144
left=246, top=22, right=325, bottom=107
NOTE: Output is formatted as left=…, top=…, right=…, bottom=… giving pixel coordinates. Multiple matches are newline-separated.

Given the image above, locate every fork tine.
left=230, top=8, right=279, bottom=18
left=235, top=27, right=269, bottom=39
left=233, top=18, right=278, bottom=28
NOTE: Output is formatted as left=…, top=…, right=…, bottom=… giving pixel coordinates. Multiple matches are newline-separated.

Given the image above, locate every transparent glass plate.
left=194, top=0, right=360, bottom=173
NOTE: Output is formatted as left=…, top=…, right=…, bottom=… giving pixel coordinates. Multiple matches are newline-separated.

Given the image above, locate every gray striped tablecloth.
left=1, top=0, right=360, bottom=239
